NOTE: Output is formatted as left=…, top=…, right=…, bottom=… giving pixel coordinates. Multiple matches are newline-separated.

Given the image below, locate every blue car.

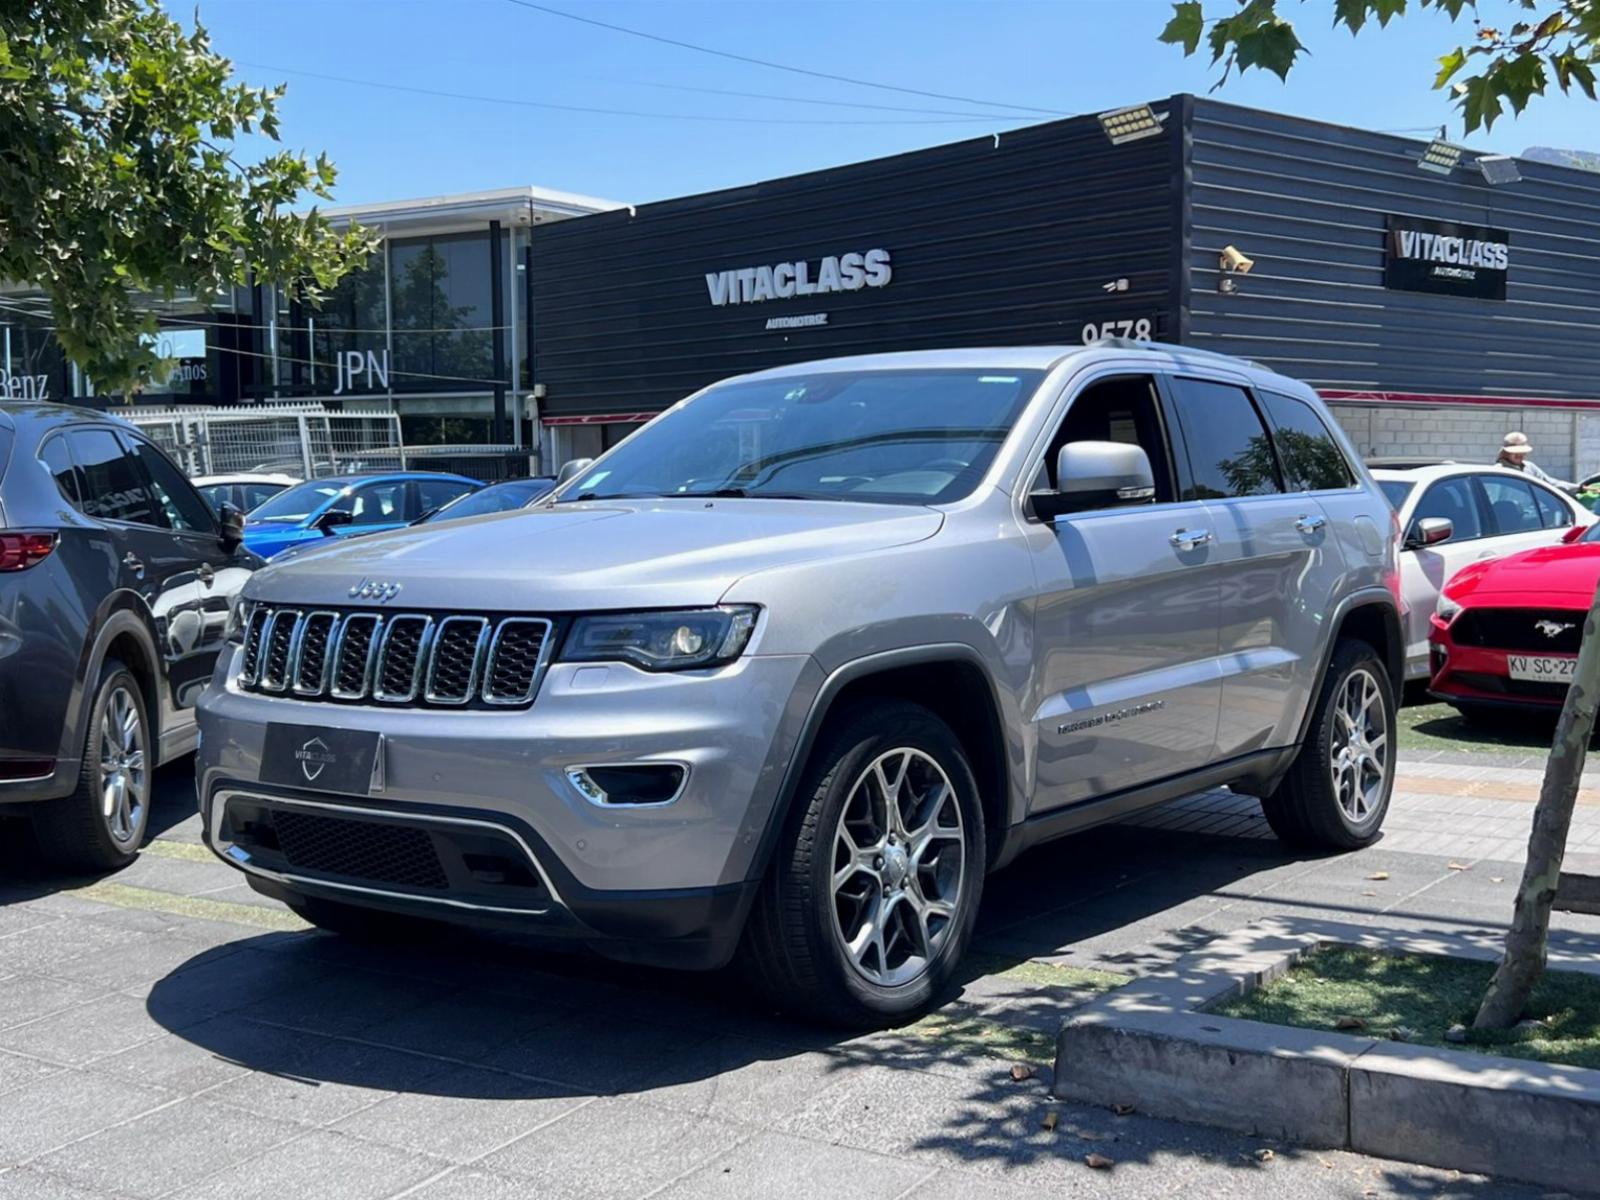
left=242, top=471, right=481, bottom=559
left=414, top=476, right=555, bottom=524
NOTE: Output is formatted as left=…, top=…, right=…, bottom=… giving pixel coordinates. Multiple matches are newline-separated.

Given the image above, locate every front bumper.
left=196, top=646, right=820, bottom=965
left=1428, top=615, right=1571, bottom=710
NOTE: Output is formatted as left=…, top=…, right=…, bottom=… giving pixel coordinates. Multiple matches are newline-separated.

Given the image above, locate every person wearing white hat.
left=1496, top=431, right=1573, bottom=490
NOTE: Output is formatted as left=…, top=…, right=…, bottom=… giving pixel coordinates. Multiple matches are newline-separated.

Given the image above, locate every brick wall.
left=1325, top=403, right=1586, bottom=482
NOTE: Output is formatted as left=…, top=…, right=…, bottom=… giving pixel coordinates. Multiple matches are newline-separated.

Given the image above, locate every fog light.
left=567, top=764, right=687, bottom=806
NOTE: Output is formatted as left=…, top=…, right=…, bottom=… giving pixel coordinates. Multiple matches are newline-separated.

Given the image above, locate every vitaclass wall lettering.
left=706, top=249, right=892, bottom=306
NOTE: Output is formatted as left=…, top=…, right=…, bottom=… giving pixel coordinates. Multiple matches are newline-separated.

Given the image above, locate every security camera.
left=1219, top=245, right=1255, bottom=274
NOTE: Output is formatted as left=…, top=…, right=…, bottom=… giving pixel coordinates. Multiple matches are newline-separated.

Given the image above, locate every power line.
left=608, top=78, right=1021, bottom=119
left=236, top=61, right=1032, bottom=126
left=501, top=0, right=1067, bottom=117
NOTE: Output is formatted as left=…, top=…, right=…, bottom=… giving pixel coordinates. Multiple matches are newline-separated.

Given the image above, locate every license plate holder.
left=260, top=722, right=380, bottom=794
left=1507, top=654, right=1578, bottom=684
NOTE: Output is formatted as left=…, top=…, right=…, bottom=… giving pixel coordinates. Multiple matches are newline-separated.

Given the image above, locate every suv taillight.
left=0, top=532, right=58, bottom=571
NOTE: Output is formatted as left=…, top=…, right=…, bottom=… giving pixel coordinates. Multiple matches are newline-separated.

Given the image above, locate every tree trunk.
left=1475, top=573, right=1600, bottom=1029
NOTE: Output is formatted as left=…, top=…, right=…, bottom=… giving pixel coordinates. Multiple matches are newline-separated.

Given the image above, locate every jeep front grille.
left=239, top=606, right=553, bottom=708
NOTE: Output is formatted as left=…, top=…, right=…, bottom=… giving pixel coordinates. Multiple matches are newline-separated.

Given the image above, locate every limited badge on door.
left=260, top=722, right=380, bottom=794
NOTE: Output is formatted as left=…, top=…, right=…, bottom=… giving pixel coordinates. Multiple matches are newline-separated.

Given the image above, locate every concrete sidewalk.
left=3, top=754, right=1596, bottom=1199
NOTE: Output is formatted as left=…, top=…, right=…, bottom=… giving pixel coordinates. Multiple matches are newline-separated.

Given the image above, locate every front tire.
left=1262, top=639, right=1395, bottom=851
left=742, top=701, right=985, bottom=1026
left=32, top=659, right=151, bottom=871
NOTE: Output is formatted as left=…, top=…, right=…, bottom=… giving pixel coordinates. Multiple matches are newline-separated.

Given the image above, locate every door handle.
left=197, top=563, right=215, bottom=587
left=1294, top=514, right=1327, bottom=535
left=1169, top=528, right=1213, bottom=550
left=121, top=552, right=144, bottom=578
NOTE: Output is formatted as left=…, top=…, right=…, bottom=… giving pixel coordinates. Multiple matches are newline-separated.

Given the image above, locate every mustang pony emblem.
left=349, top=578, right=402, bottom=603
left=1535, top=619, right=1576, bottom=639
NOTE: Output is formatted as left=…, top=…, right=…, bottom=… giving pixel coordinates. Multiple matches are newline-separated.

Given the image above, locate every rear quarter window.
left=1259, top=391, right=1357, bottom=491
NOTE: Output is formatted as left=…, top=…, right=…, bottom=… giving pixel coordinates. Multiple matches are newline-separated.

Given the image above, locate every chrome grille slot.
left=239, top=606, right=551, bottom=709
left=374, top=615, right=432, bottom=702
left=485, top=619, right=551, bottom=705
left=292, top=612, right=339, bottom=695
left=425, top=616, right=488, bottom=704
left=258, top=610, right=302, bottom=693
left=240, top=607, right=269, bottom=685
left=332, top=613, right=381, bottom=699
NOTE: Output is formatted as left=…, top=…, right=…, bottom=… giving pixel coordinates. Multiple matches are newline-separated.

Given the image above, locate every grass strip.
left=140, top=838, right=218, bottom=864
left=67, top=879, right=309, bottom=933
left=1214, top=943, right=1600, bottom=1070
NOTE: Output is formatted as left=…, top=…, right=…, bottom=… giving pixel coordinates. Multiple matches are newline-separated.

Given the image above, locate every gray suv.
left=196, top=344, right=1402, bottom=1024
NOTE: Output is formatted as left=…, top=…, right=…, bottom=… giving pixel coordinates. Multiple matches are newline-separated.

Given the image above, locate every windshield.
left=559, top=368, right=1046, bottom=505
left=247, top=480, right=345, bottom=523
left=1378, top=480, right=1414, bottom=510
left=425, top=479, right=550, bottom=522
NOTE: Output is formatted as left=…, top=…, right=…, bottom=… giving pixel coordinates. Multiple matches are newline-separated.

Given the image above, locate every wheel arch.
left=753, top=645, right=1015, bottom=880
left=1293, top=588, right=1403, bottom=748
left=61, top=602, right=164, bottom=768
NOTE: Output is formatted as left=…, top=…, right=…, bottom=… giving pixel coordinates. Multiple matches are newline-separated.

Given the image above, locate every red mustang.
left=1429, top=524, right=1597, bottom=717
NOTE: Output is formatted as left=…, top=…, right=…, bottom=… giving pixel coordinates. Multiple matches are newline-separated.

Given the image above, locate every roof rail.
left=1089, top=337, right=1268, bottom=373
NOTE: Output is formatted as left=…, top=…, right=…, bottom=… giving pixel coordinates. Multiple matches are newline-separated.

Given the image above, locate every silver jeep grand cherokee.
left=197, top=344, right=1402, bottom=1024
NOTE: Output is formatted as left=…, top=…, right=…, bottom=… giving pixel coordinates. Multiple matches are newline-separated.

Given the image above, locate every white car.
left=190, top=472, right=300, bottom=516
left=1374, top=463, right=1596, bottom=680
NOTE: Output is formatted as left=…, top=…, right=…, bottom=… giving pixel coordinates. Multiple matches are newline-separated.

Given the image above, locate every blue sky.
left=196, top=0, right=1600, bottom=208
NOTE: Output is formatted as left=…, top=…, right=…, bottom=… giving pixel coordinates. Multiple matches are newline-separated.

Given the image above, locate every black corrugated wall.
left=1185, top=98, right=1600, bottom=401
left=530, top=108, right=1181, bottom=419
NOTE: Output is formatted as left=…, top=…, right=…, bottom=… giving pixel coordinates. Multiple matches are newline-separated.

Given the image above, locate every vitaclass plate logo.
left=296, top=736, right=335, bottom=782
left=349, top=578, right=402, bottom=603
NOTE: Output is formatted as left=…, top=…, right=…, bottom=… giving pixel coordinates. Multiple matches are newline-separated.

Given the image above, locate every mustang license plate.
left=1507, top=655, right=1577, bottom=684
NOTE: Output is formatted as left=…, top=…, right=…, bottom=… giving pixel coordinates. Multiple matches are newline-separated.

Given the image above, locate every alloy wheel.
left=830, top=747, right=966, bottom=988
left=98, top=685, right=147, bottom=847
left=1329, top=667, right=1388, bottom=823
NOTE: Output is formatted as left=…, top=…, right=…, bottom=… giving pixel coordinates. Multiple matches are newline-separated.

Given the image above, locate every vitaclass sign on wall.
left=706, top=249, right=892, bottom=306
left=1385, top=216, right=1510, bottom=300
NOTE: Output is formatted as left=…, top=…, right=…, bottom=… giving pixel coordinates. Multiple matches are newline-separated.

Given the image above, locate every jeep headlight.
left=561, top=606, right=758, bottom=672
left=224, top=594, right=251, bottom=645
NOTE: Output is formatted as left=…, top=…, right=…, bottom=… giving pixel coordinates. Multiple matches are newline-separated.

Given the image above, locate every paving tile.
left=623, top=1038, right=852, bottom=1123
left=480, top=1096, right=744, bottom=1199
left=31, top=1098, right=302, bottom=1200
left=484, top=1012, right=716, bottom=1093
left=354, top=986, right=572, bottom=1063
left=0, top=922, right=130, bottom=977
left=0, top=976, right=109, bottom=1034
left=140, top=946, right=332, bottom=1029
left=0, top=907, right=61, bottom=940
left=0, top=1167, right=118, bottom=1200
left=44, top=934, right=236, bottom=993
left=398, top=1167, right=532, bottom=1200
left=0, top=1049, right=65, bottom=1098
left=652, top=1131, right=931, bottom=1199
left=0, top=993, right=167, bottom=1068
left=167, top=1130, right=438, bottom=1200
left=85, top=1025, right=254, bottom=1095
left=111, top=854, right=240, bottom=899
left=0, top=1069, right=171, bottom=1164
left=202, top=1024, right=454, bottom=1126
left=331, top=1065, right=589, bottom=1162
left=234, top=965, right=454, bottom=1038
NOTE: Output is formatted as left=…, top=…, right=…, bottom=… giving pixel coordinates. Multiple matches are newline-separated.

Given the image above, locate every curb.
left=1052, top=919, right=1600, bottom=1195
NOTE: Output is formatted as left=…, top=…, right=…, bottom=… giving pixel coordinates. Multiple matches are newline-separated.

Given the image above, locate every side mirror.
left=556, top=457, right=595, bottom=486
left=1562, top=525, right=1587, bottom=544
left=1406, top=516, right=1453, bottom=549
left=1030, top=441, right=1156, bottom=522
left=314, top=508, right=354, bottom=536
left=218, top=503, right=245, bottom=551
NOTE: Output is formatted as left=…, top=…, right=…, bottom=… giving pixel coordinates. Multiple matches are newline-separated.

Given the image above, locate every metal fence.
left=120, top=405, right=537, bottom=483
left=123, top=404, right=404, bottom=478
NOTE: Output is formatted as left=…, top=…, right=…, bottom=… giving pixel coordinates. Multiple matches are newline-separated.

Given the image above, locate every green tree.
left=1159, top=1, right=1600, bottom=133
left=0, top=0, right=375, bottom=389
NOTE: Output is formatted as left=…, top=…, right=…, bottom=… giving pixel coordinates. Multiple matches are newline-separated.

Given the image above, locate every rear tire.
left=1262, top=640, right=1395, bottom=851
left=32, top=659, right=151, bottom=872
left=741, top=701, right=985, bottom=1027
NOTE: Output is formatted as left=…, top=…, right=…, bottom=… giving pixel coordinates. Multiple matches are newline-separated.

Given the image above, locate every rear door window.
left=1168, top=377, right=1282, bottom=500
left=1532, top=484, right=1575, bottom=529
left=1258, top=391, right=1356, bottom=491
left=348, top=481, right=406, bottom=526
left=1478, top=474, right=1543, bottom=536
left=416, top=477, right=476, bottom=516
left=66, top=428, right=161, bottom=526
left=39, top=435, right=81, bottom=507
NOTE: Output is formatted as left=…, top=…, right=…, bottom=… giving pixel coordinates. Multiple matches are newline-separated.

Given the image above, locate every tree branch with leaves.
left=0, top=0, right=376, bottom=390
left=1159, top=0, right=1599, bottom=133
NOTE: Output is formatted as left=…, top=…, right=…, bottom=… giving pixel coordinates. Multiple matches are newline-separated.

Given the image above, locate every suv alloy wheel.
left=1261, top=639, right=1396, bottom=850
left=743, top=701, right=985, bottom=1025
left=32, top=658, right=151, bottom=869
